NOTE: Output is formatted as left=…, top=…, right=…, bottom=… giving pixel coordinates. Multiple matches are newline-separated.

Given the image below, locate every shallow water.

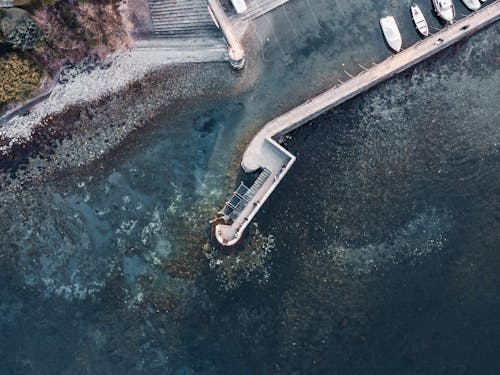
left=1, top=0, right=499, bottom=374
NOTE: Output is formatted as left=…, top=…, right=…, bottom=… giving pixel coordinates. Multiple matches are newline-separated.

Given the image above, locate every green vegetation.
left=0, top=0, right=126, bottom=107
left=0, top=52, right=41, bottom=103
left=3, top=0, right=56, bottom=10
left=12, top=0, right=38, bottom=8
left=0, top=8, right=43, bottom=51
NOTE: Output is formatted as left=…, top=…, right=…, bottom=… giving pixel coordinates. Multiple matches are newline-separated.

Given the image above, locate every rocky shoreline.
left=0, top=47, right=260, bottom=194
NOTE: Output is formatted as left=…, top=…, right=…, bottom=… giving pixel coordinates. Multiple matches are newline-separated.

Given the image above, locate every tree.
left=0, top=53, right=41, bottom=103
left=0, top=7, right=43, bottom=51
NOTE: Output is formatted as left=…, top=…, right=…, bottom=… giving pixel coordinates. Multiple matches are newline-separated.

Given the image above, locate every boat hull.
left=380, top=16, right=402, bottom=52
left=432, top=0, right=456, bottom=23
left=461, top=0, right=481, bottom=10
left=411, top=3, right=429, bottom=36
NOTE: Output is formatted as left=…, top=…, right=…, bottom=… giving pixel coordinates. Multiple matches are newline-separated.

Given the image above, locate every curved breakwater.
left=214, top=1, right=500, bottom=246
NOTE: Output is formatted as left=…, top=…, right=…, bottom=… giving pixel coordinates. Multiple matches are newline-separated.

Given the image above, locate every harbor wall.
left=215, top=1, right=500, bottom=245
left=241, top=1, right=500, bottom=173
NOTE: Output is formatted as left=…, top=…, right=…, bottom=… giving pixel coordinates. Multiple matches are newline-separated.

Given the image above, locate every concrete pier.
left=215, top=1, right=500, bottom=246
left=208, top=0, right=246, bottom=69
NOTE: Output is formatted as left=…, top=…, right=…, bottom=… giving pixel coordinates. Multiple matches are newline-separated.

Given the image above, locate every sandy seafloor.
left=0, top=0, right=499, bottom=374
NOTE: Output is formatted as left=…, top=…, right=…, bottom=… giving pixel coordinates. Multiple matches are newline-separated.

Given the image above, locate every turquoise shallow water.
left=1, top=0, right=499, bottom=373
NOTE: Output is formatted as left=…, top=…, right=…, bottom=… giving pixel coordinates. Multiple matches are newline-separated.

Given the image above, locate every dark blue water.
left=1, top=0, right=499, bottom=373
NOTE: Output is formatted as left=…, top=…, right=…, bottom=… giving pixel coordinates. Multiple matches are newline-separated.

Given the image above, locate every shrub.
left=4, top=16, right=43, bottom=51
left=0, top=7, right=43, bottom=51
left=0, top=53, right=41, bottom=103
left=11, top=0, right=55, bottom=11
left=12, top=0, right=36, bottom=8
left=32, top=0, right=128, bottom=72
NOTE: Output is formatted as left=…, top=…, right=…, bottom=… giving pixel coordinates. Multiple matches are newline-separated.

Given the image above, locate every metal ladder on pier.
left=248, top=168, right=271, bottom=195
left=220, top=168, right=271, bottom=221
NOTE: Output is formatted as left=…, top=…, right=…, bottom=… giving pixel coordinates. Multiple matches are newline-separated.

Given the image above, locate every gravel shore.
left=0, top=50, right=260, bottom=193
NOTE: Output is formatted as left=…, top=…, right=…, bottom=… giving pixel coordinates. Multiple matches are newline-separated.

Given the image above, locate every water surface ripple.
left=0, top=1, right=499, bottom=374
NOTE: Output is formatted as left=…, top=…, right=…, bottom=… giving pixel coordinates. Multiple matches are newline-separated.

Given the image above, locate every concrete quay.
left=132, top=38, right=228, bottom=63
left=215, top=1, right=500, bottom=246
left=208, top=0, right=246, bottom=69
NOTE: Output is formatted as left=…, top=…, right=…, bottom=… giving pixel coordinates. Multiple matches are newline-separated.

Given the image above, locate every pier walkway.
left=215, top=1, right=500, bottom=246
left=208, top=0, right=246, bottom=69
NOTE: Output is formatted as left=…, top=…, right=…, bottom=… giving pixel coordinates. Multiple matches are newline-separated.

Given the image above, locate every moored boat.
left=432, top=0, right=456, bottom=23
left=461, top=0, right=481, bottom=10
left=411, top=3, right=429, bottom=36
left=230, top=0, right=247, bottom=14
left=380, top=16, right=402, bottom=52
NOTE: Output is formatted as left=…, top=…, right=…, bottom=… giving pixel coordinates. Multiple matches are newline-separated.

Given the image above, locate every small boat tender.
left=230, top=0, right=247, bottom=14
left=461, top=0, right=481, bottom=10
left=380, top=16, right=402, bottom=52
left=432, top=0, right=456, bottom=23
left=411, top=3, right=429, bottom=36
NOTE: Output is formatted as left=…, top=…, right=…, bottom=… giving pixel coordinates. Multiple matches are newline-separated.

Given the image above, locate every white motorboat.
left=380, top=16, right=402, bottom=52
left=461, top=0, right=481, bottom=10
left=411, top=3, right=429, bottom=36
left=432, top=0, right=456, bottom=23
